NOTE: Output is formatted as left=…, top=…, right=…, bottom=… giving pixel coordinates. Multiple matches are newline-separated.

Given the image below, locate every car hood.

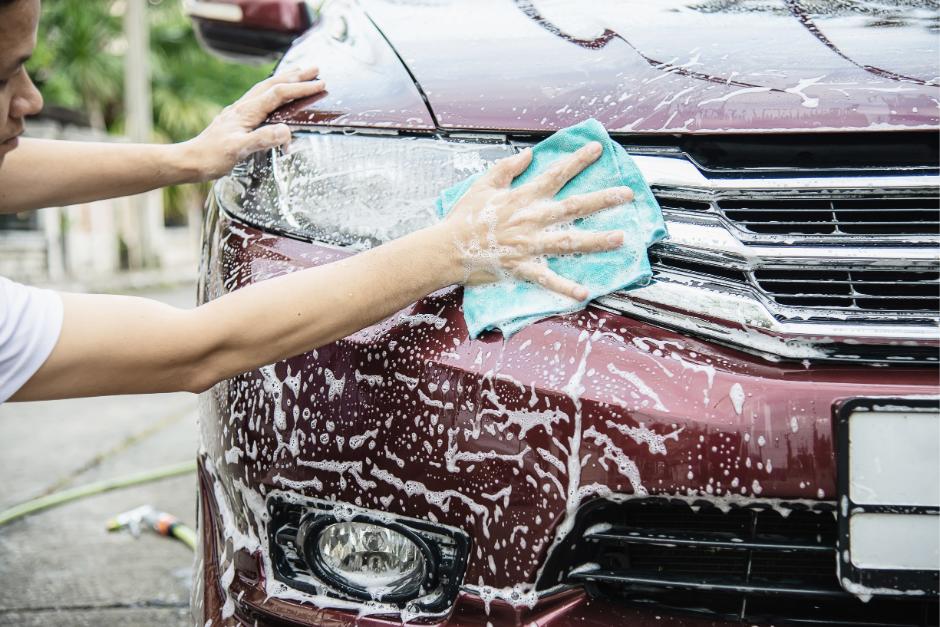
left=352, top=0, right=939, bottom=134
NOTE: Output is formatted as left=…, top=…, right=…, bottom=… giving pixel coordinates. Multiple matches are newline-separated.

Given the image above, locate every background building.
left=0, top=0, right=271, bottom=289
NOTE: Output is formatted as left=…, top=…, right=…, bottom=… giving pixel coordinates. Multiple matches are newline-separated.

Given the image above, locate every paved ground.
left=0, top=283, right=199, bottom=626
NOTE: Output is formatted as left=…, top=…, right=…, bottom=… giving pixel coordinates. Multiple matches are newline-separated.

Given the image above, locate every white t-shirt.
left=0, top=276, right=63, bottom=403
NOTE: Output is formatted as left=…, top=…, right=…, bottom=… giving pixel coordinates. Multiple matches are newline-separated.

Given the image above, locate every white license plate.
left=849, top=513, right=938, bottom=570
left=845, top=406, right=940, bottom=575
left=849, top=410, right=940, bottom=508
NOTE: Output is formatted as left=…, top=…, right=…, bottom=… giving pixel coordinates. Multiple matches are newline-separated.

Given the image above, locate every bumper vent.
left=538, top=498, right=939, bottom=626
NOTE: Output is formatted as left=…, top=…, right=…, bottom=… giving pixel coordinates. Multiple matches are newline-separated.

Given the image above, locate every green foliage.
left=149, top=0, right=273, bottom=143
left=28, top=0, right=274, bottom=221
left=146, top=0, right=273, bottom=223
left=30, top=0, right=122, bottom=129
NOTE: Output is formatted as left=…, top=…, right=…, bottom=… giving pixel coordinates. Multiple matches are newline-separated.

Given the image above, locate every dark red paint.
left=267, top=0, right=435, bottom=129
left=271, top=0, right=939, bottom=134
left=192, top=2, right=940, bottom=624
left=195, top=215, right=937, bottom=625
left=198, top=460, right=776, bottom=626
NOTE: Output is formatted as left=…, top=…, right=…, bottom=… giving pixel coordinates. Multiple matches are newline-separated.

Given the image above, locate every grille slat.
left=761, top=293, right=938, bottom=300
left=752, top=269, right=940, bottom=312
left=654, top=189, right=940, bottom=239
left=734, top=221, right=940, bottom=226
left=715, top=194, right=940, bottom=237
left=569, top=570, right=849, bottom=598
left=651, top=255, right=940, bottom=316
left=757, top=280, right=938, bottom=285
left=728, top=210, right=938, bottom=215
left=585, top=526, right=830, bottom=553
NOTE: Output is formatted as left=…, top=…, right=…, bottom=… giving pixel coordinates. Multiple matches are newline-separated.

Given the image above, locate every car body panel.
left=197, top=208, right=937, bottom=623
left=194, top=2, right=940, bottom=624
left=271, top=0, right=940, bottom=134
left=196, top=472, right=737, bottom=626
left=268, top=0, right=435, bottom=129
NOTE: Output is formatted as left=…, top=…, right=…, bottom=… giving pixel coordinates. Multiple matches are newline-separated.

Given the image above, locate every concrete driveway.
left=0, top=283, right=199, bottom=626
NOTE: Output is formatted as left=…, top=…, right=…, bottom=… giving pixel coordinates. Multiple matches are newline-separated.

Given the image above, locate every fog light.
left=319, top=522, right=425, bottom=589
left=269, top=497, right=469, bottom=614
left=299, top=516, right=436, bottom=602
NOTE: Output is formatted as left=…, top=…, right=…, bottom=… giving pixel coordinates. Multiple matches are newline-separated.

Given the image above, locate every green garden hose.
left=0, top=460, right=196, bottom=527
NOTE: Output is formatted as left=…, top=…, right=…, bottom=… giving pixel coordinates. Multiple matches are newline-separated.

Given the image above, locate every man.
left=0, top=0, right=632, bottom=402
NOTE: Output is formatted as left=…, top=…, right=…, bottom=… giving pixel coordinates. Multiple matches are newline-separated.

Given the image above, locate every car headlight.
left=219, top=131, right=517, bottom=249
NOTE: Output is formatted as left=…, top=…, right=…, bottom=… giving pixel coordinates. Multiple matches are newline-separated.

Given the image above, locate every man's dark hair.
left=0, top=0, right=19, bottom=7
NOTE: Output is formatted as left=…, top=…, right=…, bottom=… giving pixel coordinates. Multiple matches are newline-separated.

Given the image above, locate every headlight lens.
left=221, top=131, right=516, bottom=250
left=317, top=521, right=426, bottom=592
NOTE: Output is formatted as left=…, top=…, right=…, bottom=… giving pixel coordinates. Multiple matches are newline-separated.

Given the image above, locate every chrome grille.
left=654, top=188, right=940, bottom=245
left=752, top=268, right=940, bottom=312
left=650, top=253, right=940, bottom=317
left=718, top=194, right=940, bottom=238
left=598, top=154, right=940, bottom=361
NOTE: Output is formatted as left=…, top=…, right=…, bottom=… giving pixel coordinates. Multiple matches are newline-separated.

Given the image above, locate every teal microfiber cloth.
left=436, top=118, right=667, bottom=338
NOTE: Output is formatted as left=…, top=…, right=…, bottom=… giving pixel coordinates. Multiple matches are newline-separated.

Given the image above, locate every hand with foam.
left=440, top=142, right=633, bottom=302
left=177, top=66, right=326, bottom=182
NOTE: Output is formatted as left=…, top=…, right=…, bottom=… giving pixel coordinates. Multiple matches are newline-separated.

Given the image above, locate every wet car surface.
left=191, top=0, right=940, bottom=624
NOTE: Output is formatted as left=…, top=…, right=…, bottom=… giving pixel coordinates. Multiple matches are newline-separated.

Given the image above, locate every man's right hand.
left=440, top=143, right=633, bottom=301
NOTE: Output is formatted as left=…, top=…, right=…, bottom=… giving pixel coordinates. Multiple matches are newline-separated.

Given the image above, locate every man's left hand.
left=179, top=66, right=324, bottom=182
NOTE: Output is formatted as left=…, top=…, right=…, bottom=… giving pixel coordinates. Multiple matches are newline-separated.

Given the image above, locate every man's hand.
left=440, top=143, right=632, bottom=301
left=0, top=66, right=326, bottom=213
left=178, top=66, right=325, bottom=182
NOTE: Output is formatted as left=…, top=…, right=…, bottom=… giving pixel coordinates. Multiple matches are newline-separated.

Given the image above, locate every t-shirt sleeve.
left=0, top=276, right=64, bottom=403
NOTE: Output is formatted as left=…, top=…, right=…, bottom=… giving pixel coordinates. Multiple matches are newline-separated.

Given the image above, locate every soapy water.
left=198, top=216, right=840, bottom=619
left=450, top=196, right=580, bottom=288
left=194, top=8, right=937, bottom=617
left=242, top=133, right=516, bottom=252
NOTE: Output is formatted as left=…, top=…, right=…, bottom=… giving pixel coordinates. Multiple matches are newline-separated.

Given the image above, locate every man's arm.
left=0, top=138, right=199, bottom=212
left=11, top=144, right=632, bottom=401
left=0, top=67, right=324, bottom=213
left=13, top=223, right=459, bottom=399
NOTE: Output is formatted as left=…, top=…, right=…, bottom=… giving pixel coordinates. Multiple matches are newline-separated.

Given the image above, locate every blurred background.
left=0, top=0, right=272, bottom=290
left=0, top=3, right=272, bottom=624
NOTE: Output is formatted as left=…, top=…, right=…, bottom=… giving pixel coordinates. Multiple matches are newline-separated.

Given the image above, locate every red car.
left=188, top=1, right=940, bottom=625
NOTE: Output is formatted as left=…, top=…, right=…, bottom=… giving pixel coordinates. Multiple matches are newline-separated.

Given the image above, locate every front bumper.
left=196, top=461, right=759, bottom=627
left=195, top=207, right=938, bottom=625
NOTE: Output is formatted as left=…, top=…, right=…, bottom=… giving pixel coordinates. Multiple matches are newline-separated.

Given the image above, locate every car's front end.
left=192, top=1, right=940, bottom=624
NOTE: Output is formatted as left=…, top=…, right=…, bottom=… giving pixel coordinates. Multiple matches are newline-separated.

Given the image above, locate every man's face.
left=0, top=0, right=43, bottom=167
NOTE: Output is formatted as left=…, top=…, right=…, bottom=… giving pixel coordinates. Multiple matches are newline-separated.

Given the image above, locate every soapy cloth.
left=436, top=118, right=667, bottom=338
